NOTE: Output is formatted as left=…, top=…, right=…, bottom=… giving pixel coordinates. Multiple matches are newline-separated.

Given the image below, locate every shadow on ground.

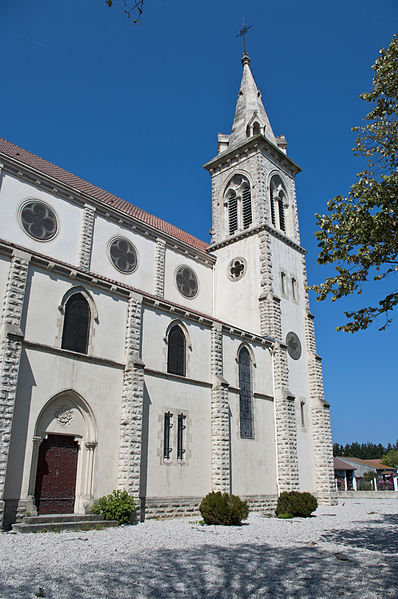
left=319, top=513, right=398, bottom=555
left=1, top=534, right=397, bottom=599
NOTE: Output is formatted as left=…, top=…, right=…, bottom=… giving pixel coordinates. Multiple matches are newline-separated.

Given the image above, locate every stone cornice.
left=144, top=368, right=212, bottom=388
left=208, top=222, right=307, bottom=254
left=23, top=339, right=125, bottom=369
left=203, top=134, right=301, bottom=177
left=0, top=153, right=215, bottom=267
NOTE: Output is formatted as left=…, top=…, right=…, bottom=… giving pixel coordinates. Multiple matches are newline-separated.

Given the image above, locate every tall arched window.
left=61, top=293, right=90, bottom=354
left=167, top=325, right=186, bottom=376
left=270, top=175, right=287, bottom=233
left=239, top=347, right=253, bottom=438
left=224, top=174, right=252, bottom=236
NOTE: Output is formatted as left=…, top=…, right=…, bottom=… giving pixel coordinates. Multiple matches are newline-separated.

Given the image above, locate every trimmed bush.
left=91, top=490, right=135, bottom=525
left=199, top=491, right=249, bottom=525
left=275, top=491, right=317, bottom=518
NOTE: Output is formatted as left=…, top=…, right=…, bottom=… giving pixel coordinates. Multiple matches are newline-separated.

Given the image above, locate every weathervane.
left=235, top=18, right=253, bottom=54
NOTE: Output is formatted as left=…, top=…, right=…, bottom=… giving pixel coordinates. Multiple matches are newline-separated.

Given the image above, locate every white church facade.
left=0, top=52, right=336, bottom=529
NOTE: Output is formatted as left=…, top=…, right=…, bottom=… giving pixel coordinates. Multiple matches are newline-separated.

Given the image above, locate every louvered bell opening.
left=242, top=187, right=252, bottom=229
left=228, top=197, right=238, bottom=235
left=270, top=197, right=276, bottom=226
left=279, top=198, right=286, bottom=232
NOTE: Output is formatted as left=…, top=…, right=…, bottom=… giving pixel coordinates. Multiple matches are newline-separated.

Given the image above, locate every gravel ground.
left=0, top=498, right=397, bottom=599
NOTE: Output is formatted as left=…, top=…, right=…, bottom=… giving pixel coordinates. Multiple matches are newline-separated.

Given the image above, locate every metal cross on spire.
left=235, top=18, right=253, bottom=54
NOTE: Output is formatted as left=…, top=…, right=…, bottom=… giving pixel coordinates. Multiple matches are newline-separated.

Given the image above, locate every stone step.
left=23, top=513, right=102, bottom=525
left=12, top=518, right=118, bottom=534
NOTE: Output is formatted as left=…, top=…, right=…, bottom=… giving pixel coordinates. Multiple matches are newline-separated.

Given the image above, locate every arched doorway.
left=28, top=391, right=97, bottom=515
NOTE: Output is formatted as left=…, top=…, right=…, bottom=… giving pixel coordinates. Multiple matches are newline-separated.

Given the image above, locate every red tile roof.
left=344, top=457, right=396, bottom=471
left=333, top=457, right=356, bottom=471
left=0, top=137, right=209, bottom=253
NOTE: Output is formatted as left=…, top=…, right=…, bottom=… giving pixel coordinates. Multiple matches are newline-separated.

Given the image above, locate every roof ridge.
left=0, top=137, right=209, bottom=252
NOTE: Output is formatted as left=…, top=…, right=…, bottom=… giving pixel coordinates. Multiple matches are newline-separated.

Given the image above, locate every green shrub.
left=275, top=491, right=317, bottom=518
left=199, top=491, right=248, bottom=525
left=91, top=490, right=135, bottom=525
left=357, top=479, right=372, bottom=490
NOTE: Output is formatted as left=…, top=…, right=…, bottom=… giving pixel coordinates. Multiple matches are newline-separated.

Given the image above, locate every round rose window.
left=228, top=257, right=247, bottom=281
left=176, top=266, right=198, bottom=298
left=20, top=201, right=57, bottom=241
left=109, top=237, right=138, bottom=273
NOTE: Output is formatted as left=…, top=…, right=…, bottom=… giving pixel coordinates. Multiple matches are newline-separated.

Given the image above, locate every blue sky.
left=1, top=0, right=397, bottom=445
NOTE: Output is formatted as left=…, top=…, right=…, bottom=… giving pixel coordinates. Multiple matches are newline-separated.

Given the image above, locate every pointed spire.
left=228, top=52, right=276, bottom=149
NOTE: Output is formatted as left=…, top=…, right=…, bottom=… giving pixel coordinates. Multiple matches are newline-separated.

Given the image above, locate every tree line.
left=333, top=441, right=398, bottom=459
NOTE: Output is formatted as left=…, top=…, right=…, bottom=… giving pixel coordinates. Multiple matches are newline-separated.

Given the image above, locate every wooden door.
left=34, top=434, right=79, bottom=514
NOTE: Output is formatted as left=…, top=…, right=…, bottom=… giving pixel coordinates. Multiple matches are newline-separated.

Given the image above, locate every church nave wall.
left=90, top=213, right=155, bottom=292
left=163, top=247, right=213, bottom=315
left=22, top=266, right=127, bottom=364
left=4, top=347, right=124, bottom=508
left=141, top=308, right=212, bottom=381
left=0, top=174, right=82, bottom=266
left=142, top=374, right=212, bottom=499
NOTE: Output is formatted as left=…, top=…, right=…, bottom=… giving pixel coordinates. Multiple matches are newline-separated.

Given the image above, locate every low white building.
left=0, top=51, right=336, bottom=528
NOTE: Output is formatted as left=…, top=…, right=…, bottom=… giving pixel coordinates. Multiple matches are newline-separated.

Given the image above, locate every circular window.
left=109, top=237, right=138, bottom=273
left=228, top=257, right=247, bottom=281
left=176, top=266, right=198, bottom=298
left=286, top=332, right=302, bottom=360
left=20, top=201, right=57, bottom=241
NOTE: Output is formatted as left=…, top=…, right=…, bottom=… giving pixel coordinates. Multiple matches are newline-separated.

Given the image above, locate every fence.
left=335, top=474, right=398, bottom=492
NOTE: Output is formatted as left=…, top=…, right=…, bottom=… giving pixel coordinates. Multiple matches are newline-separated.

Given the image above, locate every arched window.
left=224, top=174, right=252, bottom=236
left=238, top=347, right=253, bottom=438
left=167, top=325, right=186, bottom=376
left=252, top=121, right=261, bottom=135
left=270, top=175, right=287, bottom=233
left=61, top=293, right=90, bottom=354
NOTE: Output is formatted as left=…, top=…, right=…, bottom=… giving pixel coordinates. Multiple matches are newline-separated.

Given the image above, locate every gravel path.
left=0, top=498, right=397, bottom=599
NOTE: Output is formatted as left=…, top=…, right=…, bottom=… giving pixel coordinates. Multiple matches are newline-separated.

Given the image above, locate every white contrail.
left=18, top=34, right=48, bottom=48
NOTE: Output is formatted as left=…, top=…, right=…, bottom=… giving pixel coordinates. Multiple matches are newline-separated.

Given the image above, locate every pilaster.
left=153, top=238, right=166, bottom=297
left=210, top=323, right=230, bottom=492
left=258, top=231, right=299, bottom=493
left=78, top=204, right=95, bottom=269
left=118, top=293, right=145, bottom=498
left=0, top=250, right=30, bottom=527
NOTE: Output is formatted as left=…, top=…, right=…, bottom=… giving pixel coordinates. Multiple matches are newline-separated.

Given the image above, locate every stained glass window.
left=167, top=325, right=186, bottom=376
left=109, top=238, right=138, bottom=273
left=239, top=347, right=253, bottom=438
left=175, top=266, right=198, bottom=299
left=61, top=293, right=90, bottom=354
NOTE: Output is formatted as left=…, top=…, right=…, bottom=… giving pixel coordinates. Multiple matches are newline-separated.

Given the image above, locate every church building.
left=0, top=51, right=336, bottom=529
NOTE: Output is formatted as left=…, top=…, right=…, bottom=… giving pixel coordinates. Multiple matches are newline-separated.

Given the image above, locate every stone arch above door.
left=35, top=389, right=97, bottom=444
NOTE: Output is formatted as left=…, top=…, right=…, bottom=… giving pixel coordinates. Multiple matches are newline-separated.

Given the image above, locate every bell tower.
left=204, top=51, right=337, bottom=504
